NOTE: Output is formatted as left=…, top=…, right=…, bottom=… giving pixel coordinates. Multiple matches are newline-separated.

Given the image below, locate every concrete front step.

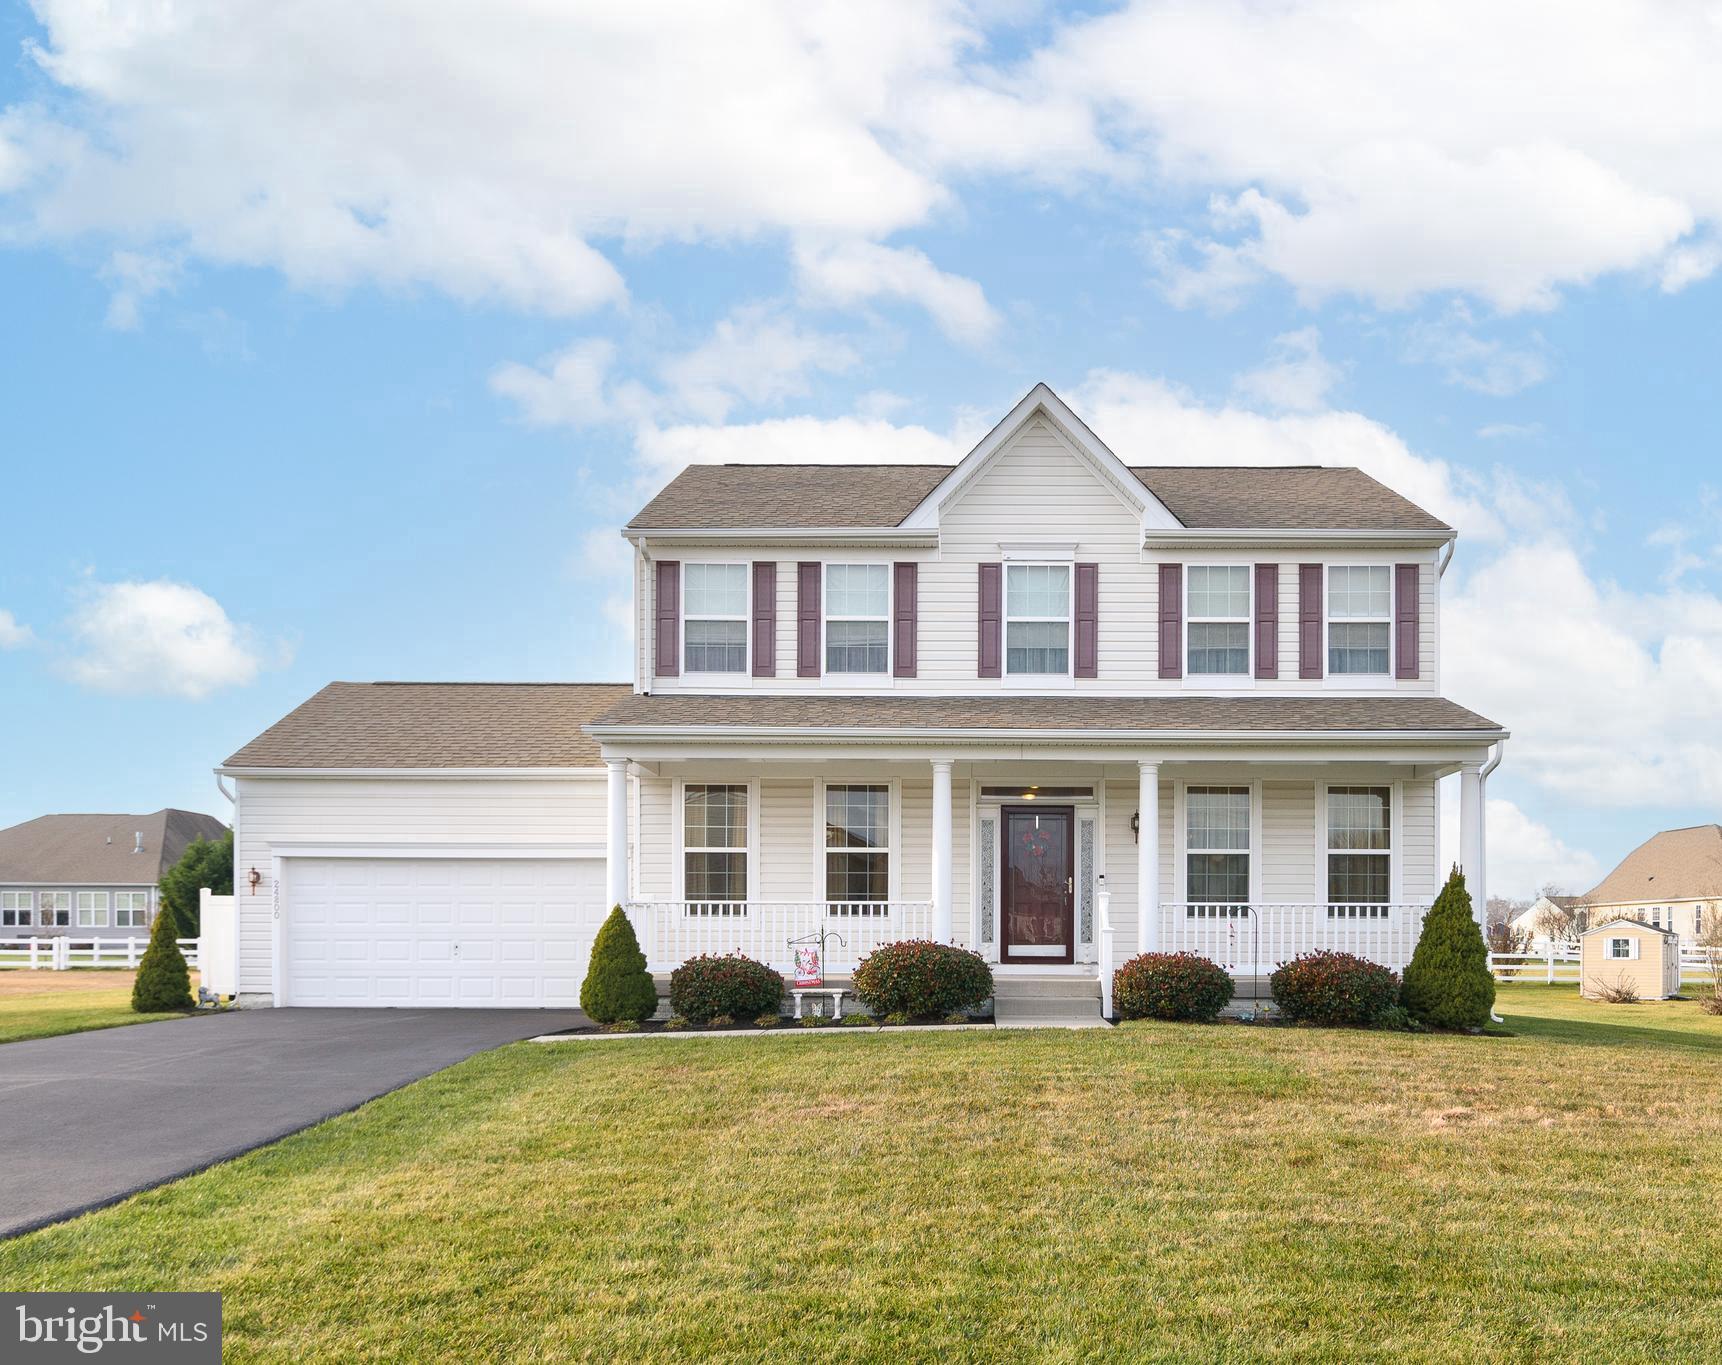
left=992, top=978, right=1102, bottom=1002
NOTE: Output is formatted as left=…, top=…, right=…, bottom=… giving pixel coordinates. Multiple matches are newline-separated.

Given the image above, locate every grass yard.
left=0, top=969, right=196, bottom=1044
left=3, top=983, right=1720, bottom=1362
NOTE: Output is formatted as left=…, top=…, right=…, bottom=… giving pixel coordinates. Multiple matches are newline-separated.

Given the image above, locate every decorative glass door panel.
left=1001, top=806, right=1074, bottom=963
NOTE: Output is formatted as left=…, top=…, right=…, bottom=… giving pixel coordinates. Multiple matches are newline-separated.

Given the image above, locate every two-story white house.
left=218, top=385, right=1505, bottom=1012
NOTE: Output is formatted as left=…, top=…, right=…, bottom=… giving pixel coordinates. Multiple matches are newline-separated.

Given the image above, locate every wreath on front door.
left=1018, top=825, right=1051, bottom=859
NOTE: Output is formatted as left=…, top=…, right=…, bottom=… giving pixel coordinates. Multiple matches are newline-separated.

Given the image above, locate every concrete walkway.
left=0, top=1006, right=584, bottom=1238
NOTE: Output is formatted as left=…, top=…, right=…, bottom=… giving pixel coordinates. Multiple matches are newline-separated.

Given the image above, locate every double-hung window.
left=39, top=891, right=70, bottom=926
left=1005, top=564, right=1070, bottom=675
left=825, top=565, right=889, bottom=674
left=76, top=891, right=109, bottom=928
left=1186, top=566, right=1250, bottom=676
left=683, top=564, right=748, bottom=674
left=683, top=783, right=748, bottom=907
left=1185, top=786, right=1250, bottom=914
left=0, top=891, right=31, bottom=928
left=825, top=784, right=890, bottom=913
left=1327, top=566, right=1392, bottom=675
left=115, top=891, right=150, bottom=928
left=1327, top=786, right=1391, bottom=911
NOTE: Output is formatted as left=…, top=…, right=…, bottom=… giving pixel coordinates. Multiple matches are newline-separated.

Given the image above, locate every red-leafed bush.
left=1112, top=952, right=1233, bottom=1022
left=1270, top=950, right=1400, bottom=1027
left=852, top=940, right=993, bottom=1019
left=669, top=953, right=784, bottom=1024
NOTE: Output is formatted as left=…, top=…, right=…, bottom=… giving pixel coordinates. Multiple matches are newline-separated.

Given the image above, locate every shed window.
left=1607, top=936, right=1636, bottom=960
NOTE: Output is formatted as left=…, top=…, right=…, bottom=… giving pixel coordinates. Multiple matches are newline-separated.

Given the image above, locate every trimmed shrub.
left=579, top=906, right=658, bottom=1024
left=1400, top=867, right=1496, bottom=1030
left=1270, top=951, right=1400, bottom=1027
left=852, top=940, right=993, bottom=1019
left=1112, top=952, right=1233, bottom=1022
left=132, top=905, right=194, bottom=1012
left=669, top=953, right=784, bottom=1024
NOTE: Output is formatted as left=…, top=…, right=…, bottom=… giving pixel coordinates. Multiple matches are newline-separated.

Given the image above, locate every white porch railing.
left=1161, top=902, right=1429, bottom=975
left=0, top=936, right=203, bottom=970
left=629, top=900, right=935, bottom=973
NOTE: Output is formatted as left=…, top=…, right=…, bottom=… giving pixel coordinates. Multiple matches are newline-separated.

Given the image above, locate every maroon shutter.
left=892, top=562, right=918, bottom=678
left=797, top=562, right=821, bottom=677
left=1074, top=562, right=1099, bottom=679
left=977, top=563, right=1002, bottom=678
left=1254, top=563, right=1279, bottom=679
left=1157, top=563, right=1182, bottom=679
left=751, top=562, right=776, bottom=678
left=655, top=560, right=680, bottom=677
left=1298, top=563, right=1323, bottom=679
left=1395, top=563, right=1420, bottom=679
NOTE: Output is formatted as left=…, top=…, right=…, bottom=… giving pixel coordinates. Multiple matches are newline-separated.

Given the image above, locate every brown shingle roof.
left=587, top=692, right=1501, bottom=735
left=223, top=682, right=633, bottom=769
left=625, top=463, right=1448, bottom=533
left=1580, top=825, right=1722, bottom=905
left=0, top=809, right=228, bottom=885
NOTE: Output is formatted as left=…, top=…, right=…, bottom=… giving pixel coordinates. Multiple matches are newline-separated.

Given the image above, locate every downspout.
left=1436, top=538, right=1455, bottom=578
left=215, top=773, right=235, bottom=804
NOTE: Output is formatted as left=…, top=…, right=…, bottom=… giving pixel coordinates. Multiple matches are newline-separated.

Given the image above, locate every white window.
left=825, top=565, right=889, bottom=674
left=1608, top=936, right=1636, bottom=960
left=76, top=891, right=110, bottom=928
left=1328, top=566, right=1392, bottom=675
left=1186, top=566, right=1251, bottom=676
left=1185, top=787, right=1250, bottom=913
left=1698, top=905, right=1705, bottom=935
left=1005, top=564, right=1071, bottom=675
left=39, top=891, right=70, bottom=927
left=1650, top=907, right=1661, bottom=928
left=683, top=783, right=748, bottom=905
left=115, top=891, right=150, bottom=928
left=683, top=564, right=749, bottom=674
left=825, top=784, right=890, bottom=913
left=1327, top=786, right=1391, bottom=909
left=0, top=891, right=31, bottom=928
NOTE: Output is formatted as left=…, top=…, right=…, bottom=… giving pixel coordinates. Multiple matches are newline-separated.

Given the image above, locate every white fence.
left=1490, top=946, right=1721, bottom=985
left=1161, top=902, right=1428, bottom=974
left=0, top=935, right=203, bottom=970
left=630, top=900, right=935, bottom=973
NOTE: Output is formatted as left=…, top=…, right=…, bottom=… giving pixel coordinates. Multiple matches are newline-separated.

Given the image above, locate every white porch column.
left=1139, top=760, right=1161, bottom=951
left=1458, top=761, right=1484, bottom=928
left=931, top=759, right=954, bottom=943
left=605, top=758, right=630, bottom=910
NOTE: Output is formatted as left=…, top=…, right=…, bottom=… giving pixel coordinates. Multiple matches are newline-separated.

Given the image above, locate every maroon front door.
left=1001, top=806, right=1075, bottom=964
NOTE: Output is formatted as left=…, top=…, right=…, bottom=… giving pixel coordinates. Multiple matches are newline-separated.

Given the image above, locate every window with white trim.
left=683, top=784, right=748, bottom=905
left=1005, top=564, right=1070, bottom=674
left=824, top=565, right=889, bottom=674
left=0, top=891, right=31, bottom=928
left=115, top=891, right=150, bottom=928
left=1186, top=786, right=1250, bottom=914
left=76, top=891, right=109, bottom=928
left=683, top=564, right=748, bottom=673
left=39, top=891, right=70, bottom=926
left=1608, top=936, right=1635, bottom=960
left=1650, top=907, right=1662, bottom=928
left=1327, top=786, right=1391, bottom=910
left=1327, top=566, right=1392, bottom=675
left=1186, top=566, right=1250, bottom=676
left=825, top=784, right=890, bottom=913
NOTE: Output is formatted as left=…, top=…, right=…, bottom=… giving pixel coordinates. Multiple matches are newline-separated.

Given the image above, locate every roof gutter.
left=623, top=527, right=940, bottom=546
left=1143, top=527, right=1456, bottom=548
left=584, top=723, right=1509, bottom=745
left=215, top=766, right=608, bottom=780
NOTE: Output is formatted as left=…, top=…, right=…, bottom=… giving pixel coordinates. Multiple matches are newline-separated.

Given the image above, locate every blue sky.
left=2, top=0, right=1720, bottom=899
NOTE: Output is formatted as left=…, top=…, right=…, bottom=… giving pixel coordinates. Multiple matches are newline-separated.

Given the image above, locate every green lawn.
left=0, top=970, right=192, bottom=1044
left=3, top=984, right=1719, bottom=1362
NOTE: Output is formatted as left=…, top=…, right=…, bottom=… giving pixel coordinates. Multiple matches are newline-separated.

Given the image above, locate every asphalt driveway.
left=0, top=1007, right=584, bottom=1238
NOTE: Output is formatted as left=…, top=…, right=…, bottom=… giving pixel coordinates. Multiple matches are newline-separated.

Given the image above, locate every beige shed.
left=1580, top=918, right=1681, bottom=1001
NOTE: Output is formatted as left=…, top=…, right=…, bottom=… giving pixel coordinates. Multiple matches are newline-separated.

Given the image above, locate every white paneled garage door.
left=283, top=857, right=607, bottom=1007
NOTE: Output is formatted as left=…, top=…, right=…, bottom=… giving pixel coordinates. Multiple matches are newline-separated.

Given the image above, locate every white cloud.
left=99, top=250, right=180, bottom=329
left=657, top=305, right=859, bottom=422
left=1232, top=327, right=1342, bottom=413
left=489, top=340, right=628, bottom=429
left=794, top=241, right=1000, bottom=345
left=0, top=609, right=34, bottom=649
left=1476, top=422, right=1543, bottom=442
left=1403, top=305, right=1549, bottom=396
left=65, top=580, right=275, bottom=699
left=1440, top=792, right=1603, bottom=901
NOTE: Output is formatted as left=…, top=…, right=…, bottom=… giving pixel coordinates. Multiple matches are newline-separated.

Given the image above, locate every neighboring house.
left=1576, top=824, right=1722, bottom=946
left=1579, top=919, right=1682, bottom=1001
left=0, top=809, right=229, bottom=939
left=1509, top=893, right=1582, bottom=950
left=218, top=383, right=1507, bottom=1009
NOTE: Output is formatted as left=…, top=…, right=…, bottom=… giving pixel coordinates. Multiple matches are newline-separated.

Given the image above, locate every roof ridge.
left=356, top=680, right=632, bottom=688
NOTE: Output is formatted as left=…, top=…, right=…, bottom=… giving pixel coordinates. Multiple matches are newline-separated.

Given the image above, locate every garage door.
left=283, top=857, right=607, bottom=1007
